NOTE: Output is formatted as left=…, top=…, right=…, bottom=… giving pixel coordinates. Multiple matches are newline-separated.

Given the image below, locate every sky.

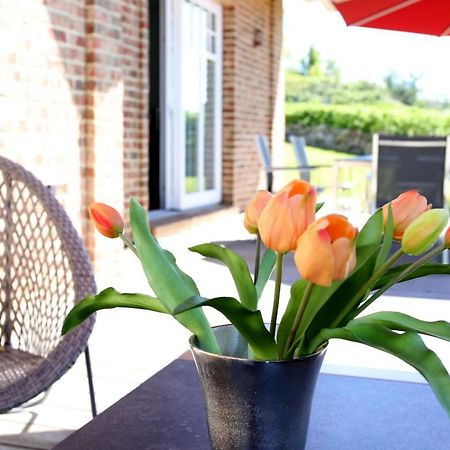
left=283, top=0, right=450, bottom=101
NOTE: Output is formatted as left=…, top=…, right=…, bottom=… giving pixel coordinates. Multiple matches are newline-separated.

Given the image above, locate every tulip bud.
left=382, top=190, right=430, bottom=240
left=89, top=202, right=124, bottom=238
left=295, top=214, right=358, bottom=287
left=258, top=180, right=316, bottom=253
left=243, top=190, right=272, bottom=234
left=401, top=209, right=449, bottom=255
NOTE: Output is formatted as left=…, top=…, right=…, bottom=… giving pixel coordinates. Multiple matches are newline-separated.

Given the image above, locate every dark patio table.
left=53, top=354, right=449, bottom=450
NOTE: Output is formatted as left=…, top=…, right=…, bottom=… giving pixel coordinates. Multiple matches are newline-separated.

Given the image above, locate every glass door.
left=164, top=0, right=222, bottom=210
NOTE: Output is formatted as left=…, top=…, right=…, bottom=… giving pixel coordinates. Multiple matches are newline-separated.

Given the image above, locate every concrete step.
left=149, top=204, right=239, bottom=237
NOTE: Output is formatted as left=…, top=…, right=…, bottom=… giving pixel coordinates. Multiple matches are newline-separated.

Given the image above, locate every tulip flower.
left=445, top=227, right=450, bottom=248
left=295, top=214, right=358, bottom=287
left=382, top=190, right=430, bottom=240
left=401, top=208, right=449, bottom=256
left=258, top=180, right=316, bottom=253
left=244, top=190, right=272, bottom=234
left=89, top=202, right=124, bottom=238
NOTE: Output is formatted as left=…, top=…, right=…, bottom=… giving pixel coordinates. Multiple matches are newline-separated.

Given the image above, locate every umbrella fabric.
left=329, top=0, right=450, bottom=36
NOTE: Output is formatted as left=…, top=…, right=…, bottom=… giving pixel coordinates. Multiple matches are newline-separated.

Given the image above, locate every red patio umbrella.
left=328, top=0, right=450, bottom=36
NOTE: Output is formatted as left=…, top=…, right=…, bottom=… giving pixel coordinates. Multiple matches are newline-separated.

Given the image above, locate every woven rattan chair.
left=0, top=155, right=97, bottom=416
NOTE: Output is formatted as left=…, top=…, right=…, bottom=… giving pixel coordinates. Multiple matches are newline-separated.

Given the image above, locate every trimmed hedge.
left=286, top=103, right=450, bottom=136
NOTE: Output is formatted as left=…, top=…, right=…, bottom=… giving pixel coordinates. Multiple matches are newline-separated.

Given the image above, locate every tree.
left=299, top=46, right=323, bottom=77
left=325, top=60, right=340, bottom=80
left=384, top=71, right=421, bottom=106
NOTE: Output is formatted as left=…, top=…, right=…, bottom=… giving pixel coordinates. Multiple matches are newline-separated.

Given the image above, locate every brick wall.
left=222, top=0, right=284, bottom=209
left=0, top=0, right=149, bottom=270
left=0, top=0, right=86, bottom=230
left=0, top=0, right=283, bottom=264
left=84, top=0, right=149, bottom=271
left=269, top=0, right=285, bottom=177
left=120, top=1, right=149, bottom=215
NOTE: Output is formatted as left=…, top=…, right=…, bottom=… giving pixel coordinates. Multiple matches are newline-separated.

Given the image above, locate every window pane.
left=182, top=2, right=204, bottom=194
left=185, top=111, right=199, bottom=193
left=182, top=2, right=218, bottom=196
left=207, top=33, right=215, bottom=53
left=207, top=11, right=215, bottom=31
left=204, top=59, right=216, bottom=190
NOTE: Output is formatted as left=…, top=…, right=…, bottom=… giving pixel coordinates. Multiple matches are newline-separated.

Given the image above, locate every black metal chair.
left=0, top=155, right=97, bottom=417
left=372, top=134, right=450, bottom=263
left=372, top=134, right=450, bottom=210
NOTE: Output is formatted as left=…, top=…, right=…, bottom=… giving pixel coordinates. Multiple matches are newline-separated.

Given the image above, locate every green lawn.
left=282, top=142, right=372, bottom=211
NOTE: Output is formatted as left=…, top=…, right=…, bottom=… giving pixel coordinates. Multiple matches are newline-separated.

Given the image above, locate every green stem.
left=269, top=252, right=284, bottom=337
left=293, top=345, right=302, bottom=359
left=353, top=244, right=445, bottom=318
left=283, top=281, right=314, bottom=359
left=249, top=232, right=261, bottom=362
left=119, top=233, right=138, bottom=256
left=254, top=232, right=261, bottom=285
left=330, top=248, right=404, bottom=328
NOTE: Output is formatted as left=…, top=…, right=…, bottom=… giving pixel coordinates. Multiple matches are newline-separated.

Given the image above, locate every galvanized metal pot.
left=190, top=325, right=326, bottom=450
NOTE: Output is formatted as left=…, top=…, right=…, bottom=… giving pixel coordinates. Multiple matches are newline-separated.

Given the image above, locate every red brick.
left=0, top=0, right=283, bottom=265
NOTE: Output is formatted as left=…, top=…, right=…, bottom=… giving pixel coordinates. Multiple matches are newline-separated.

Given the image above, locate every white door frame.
left=162, top=0, right=223, bottom=210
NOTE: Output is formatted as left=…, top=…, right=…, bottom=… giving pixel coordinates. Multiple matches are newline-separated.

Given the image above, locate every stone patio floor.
left=0, top=207, right=449, bottom=449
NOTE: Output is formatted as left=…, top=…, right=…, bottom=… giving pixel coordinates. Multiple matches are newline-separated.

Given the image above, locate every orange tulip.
left=89, top=202, right=124, bottom=238
left=445, top=227, right=450, bottom=249
left=295, top=214, right=358, bottom=287
left=258, top=180, right=316, bottom=253
left=244, top=190, right=272, bottom=234
left=382, top=190, right=430, bottom=240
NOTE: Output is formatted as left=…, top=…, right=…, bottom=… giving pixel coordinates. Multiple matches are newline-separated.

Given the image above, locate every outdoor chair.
left=256, top=135, right=330, bottom=192
left=372, top=134, right=450, bottom=263
left=372, top=134, right=450, bottom=209
left=0, top=155, right=97, bottom=417
left=289, top=135, right=332, bottom=184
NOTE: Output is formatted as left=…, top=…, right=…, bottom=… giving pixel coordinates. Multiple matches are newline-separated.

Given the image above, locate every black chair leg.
left=267, top=173, right=273, bottom=193
left=84, top=346, right=97, bottom=418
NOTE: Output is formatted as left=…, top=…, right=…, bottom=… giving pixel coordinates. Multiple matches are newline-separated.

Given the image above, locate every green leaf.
left=316, top=322, right=450, bottom=418
left=292, top=214, right=385, bottom=354
left=174, top=296, right=278, bottom=361
left=163, top=249, right=200, bottom=295
left=276, top=279, right=308, bottom=358
left=255, top=249, right=276, bottom=300
left=357, top=208, right=383, bottom=248
left=375, top=263, right=450, bottom=289
left=62, top=288, right=167, bottom=335
left=301, top=245, right=381, bottom=345
left=278, top=213, right=386, bottom=359
left=357, top=311, right=450, bottom=342
left=375, top=204, right=393, bottom=269
left=130, top=198, right=220, bottom=354
left=304, top=211, right=385, bottom=332
left=316, top=202, right=324, bottom=212
left=190, top=243, right=257, bottom=310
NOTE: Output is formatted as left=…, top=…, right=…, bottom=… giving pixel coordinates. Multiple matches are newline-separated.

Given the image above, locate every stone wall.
left=286, top=124, right=372, bottom=155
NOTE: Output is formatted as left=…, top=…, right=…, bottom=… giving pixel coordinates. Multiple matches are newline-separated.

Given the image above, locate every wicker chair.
left=0, top=155, right=97, bottom=416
